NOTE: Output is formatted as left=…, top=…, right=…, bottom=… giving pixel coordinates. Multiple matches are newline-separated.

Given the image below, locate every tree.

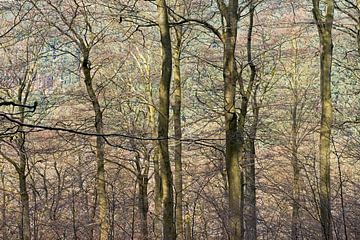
left=156, top=0, right=175, bottom=239
left=312, top=0, right=335, bottom=239
left=171, top=1, right=185, bottom=239
left=31, top=1, right=112, bottom=238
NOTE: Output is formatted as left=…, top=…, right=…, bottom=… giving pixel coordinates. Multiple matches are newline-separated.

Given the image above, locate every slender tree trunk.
left=71, top=184, right=78, bottom=240
left=184, top=210, right=191, bottom=240
left=312, top=1, right=334, bottom=239
left=16, top=130, right=31, bottom=240
left=357, top=0, right=360, bottom=55
left=147, top=79, right=162, bottom=238
left=156, top=0, right=175, bottom=239
left=81, top=48, right=109, bottom=240
left=243, top=3, right=257, bottom=239
left=290, top=38, right=301, bottom=240
left=153, top=150, right=162, bottom=238
left=138, top=174, right=149, bottom=240
left=134, top=151, right=150, bottom=240
left=244, top=94, right=258, bottom=240
left=1, top=168, right=6, bottom=240
left=173, top=11, right=184, bottom=240
left=291, top=103, right=300, bottom=240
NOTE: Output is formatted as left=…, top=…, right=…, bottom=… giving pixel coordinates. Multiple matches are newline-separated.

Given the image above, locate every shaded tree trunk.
left=244, top=92, right=258, bottom=240
left=1, top=168, right=7, bottom=240
left=291, top=101, right=300, bottom=240
left=17, top=131, right=31, bottom=240
left=81, top=47, right=109, bottom=240
left=138, top=174, right=149, bottom=240
left=134, top=151, right=149, bottom=240
left=312, top=1, right=334, bottom=239
left=156, top=0, right=175, bottom=239
left=243, top=3, right=257, bottom=239
left=290, top=38, right=301, bottom=240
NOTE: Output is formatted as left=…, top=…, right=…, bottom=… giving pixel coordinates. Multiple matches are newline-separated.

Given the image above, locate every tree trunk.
left=291, top=102, right=300, bottom=240
left=1, top=168, right=7, bottom=240
left=357, top=0, right=360, bottom=55
left=243, top=3, right=257, bottom=239
left=244, top=94, right=258, bottom=240
left=290, top=38, right=301, bottom=240
left=219, top=1, right=242, bottom=239
left=81, top=48, right=109, bottom=240
left=148, top=80, right=162, bottom=239
left=17, top=134, right=31, bottom=240
left=156, top=0, right=175, bottom=239
left=184, top=210, right=191, bottom=240
left=133, top=149, right=150, bottom=240
left=173, top=10, right=184, bottom=240
left=138, top=174, right=149, bottom=240
left=312, top=1, right=334, bottom=239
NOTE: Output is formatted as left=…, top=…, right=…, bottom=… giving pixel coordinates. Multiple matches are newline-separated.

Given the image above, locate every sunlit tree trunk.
left=218, top=1, right=243, bottom=238
left=156, top=0, right=175, bottom=239
left=81, top=47, right=109, bottom=240
left=147, top=73, right=162, bottom=239
left=173, top=4, right=184, bottom=238
left=312, top=1, right=334, bottom=239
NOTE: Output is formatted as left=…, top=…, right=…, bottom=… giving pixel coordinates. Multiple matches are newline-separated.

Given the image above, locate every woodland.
left=0, top=0, right=359, bottom=240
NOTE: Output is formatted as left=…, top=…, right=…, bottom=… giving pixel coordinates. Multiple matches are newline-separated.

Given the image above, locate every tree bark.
left=173, top=6, right=184, bottom=239
left=1, top=168, right=7, bottom=240
left=134, top=150, right=150, bottom=240
left=244, top=95, right=258, bottom=240
left=15, top=98, right=31, bottom=240
left=17, top=132, right=31, bottom=240
left=147, top=73, right=162, bottom=239
left=219, top=1, right=242, bottom=239
left=138, top=173, right=149, bottom=240
left=290, top=38, right=301, bottom=240
left=156, top=0, right=175, bottom=239
left=243, top=3, right=257, bottom=239
left=312, top=1, right=334, bottom=239
left=81, top=47, right=109, bottom=240
left=291, top=101, right=300, bottom=240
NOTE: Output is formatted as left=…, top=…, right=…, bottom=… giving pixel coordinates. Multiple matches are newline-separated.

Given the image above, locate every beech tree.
left=156, top=0, right=175, bottom=239
left=312, top=0, right=335, bottom=239
left=0, top=1, right=359, bottom=239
